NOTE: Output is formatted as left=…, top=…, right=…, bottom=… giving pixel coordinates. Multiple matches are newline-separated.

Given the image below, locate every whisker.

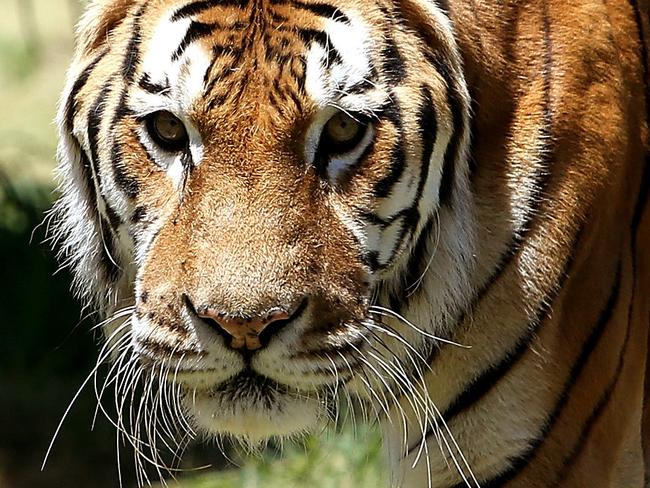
left=369, top=306, right=471, bottom=349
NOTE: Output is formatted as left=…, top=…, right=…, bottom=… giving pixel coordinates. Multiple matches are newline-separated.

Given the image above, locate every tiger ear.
left=75, top=0, right=137, bottom=56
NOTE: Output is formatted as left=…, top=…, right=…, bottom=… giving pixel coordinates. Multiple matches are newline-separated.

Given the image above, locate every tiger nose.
left=195, top=306, right=293, bottom=351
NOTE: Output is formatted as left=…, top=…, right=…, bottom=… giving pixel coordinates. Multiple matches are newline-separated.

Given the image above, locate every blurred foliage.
left=0, top=39, right=38, bottom=82
left=166, top=427, right=385, bottom=488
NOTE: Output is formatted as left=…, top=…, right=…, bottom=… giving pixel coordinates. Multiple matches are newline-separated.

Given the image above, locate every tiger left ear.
left=75, top=0, right=138, bottom=56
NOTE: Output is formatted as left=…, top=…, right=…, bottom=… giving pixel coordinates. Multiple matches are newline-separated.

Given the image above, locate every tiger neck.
left=379, top=1, right=650, bottom=486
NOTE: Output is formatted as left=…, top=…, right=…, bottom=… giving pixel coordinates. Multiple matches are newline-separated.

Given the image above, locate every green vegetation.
left=0, top=2, right=387, bottom=487
left=161, top=427, right=386, bottom=488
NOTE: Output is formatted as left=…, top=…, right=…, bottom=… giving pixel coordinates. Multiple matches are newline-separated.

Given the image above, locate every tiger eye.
left=324, top=112, right=362, bottom=144
left=147, top=111, right=188, bottom=151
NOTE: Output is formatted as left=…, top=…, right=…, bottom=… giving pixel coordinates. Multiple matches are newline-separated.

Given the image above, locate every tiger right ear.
left=75, top=0, right=137, bottom=56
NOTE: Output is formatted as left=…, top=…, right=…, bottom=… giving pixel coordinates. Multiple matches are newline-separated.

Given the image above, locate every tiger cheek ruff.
left=52, top=0, right=650, bottom=486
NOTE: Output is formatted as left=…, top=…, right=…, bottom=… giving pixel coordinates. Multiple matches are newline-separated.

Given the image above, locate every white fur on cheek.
left=326, top=15, right=372, bottom=90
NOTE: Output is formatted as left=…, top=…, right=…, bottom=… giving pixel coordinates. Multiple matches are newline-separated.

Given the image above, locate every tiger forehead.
left=132, top=0, right=382, bottom=120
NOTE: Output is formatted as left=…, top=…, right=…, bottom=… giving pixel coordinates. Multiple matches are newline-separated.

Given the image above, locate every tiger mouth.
left=207, top=370, right=291, bottom=401
left=184, top=370, right=327, bottom=440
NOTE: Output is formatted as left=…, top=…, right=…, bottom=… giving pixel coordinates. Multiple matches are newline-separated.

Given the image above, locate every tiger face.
left=55, top=0, right=473, bottom=450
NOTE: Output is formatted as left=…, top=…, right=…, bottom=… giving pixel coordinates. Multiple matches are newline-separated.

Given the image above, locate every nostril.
left=183, top=294, right=308, bottom=351
left=183, top=294, right=233, bottom=344
left=257, top=300, right=308, bottom=347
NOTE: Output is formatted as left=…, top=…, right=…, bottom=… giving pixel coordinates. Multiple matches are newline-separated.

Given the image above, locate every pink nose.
left=197, top=308, right=291, bottom=351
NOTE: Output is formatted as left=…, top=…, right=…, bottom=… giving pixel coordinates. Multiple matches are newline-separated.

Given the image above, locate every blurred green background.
left=0, top=1, right=385, bottom=487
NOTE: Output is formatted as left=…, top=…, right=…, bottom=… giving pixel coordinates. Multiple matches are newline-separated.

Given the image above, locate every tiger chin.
left=52, top=0, right=650, bottom=487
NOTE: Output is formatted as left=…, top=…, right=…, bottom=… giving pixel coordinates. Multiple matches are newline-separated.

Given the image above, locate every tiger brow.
left=172, top=0, right=351, bottom=25
left=171, top=0, right=246, bottom=22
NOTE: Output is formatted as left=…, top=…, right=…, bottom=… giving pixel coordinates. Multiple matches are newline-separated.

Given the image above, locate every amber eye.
left=326, top=112, right=363, bottom=142
left=145, top=111, right=189, bottom=152
left=323, top=112, right=365, bottom=149
left=321, top=112, right=366, bottom=153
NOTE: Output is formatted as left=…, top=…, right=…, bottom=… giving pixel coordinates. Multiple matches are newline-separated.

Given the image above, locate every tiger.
left=49, top=0, right=650, bottom=486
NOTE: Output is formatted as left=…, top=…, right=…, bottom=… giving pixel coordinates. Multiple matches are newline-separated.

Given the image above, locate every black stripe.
left=64, top=51, right=107, bottom=133
left=78, top=150, right=99, bottom=220
left=291, top=0, right=350, bottom=24
left=270, top=0, right=350, bottom=24
left=346, top=78, right=376, bottom=95
left=388, top=216, right=436, bottom=312
left=112, top=90, right=135, bottom=124
left=415, top=89, right=438, bottom=203
left=99, top=217, right=121, bottom=283
left=110, top=91, right=140, bottom=198
left=105, top=204, right=122, bottom=231
left=382, top=33, right=407, bottom=85
left=281, top=26, right=343, bottom=66
left=440, top=235, right=581, bottom=428
left=204, top=46, right=244, bottom=96
left=77, top=149, right=121, bottom=283
left=370, top=90, right=438, bottom=272
left=424, top=51, right=465, bottom=207
left=470, top=259, right=621, bottom=488
left=383, top=210, right=420, bottom=268
left=374, top=100, right=406, bottom=198
left=122, top=5, right=146, bottom=82
left=171, top=0, right=248, bottom=21
left=110, top=142, right=140, bottom=199
left=437, top=84, right=462, bottom=206
left=138, top=74, right=170, bottom=95
left=87, top=83, right=126, bottom=230
left=131, top=205, right=148, bottom=224
left=435, top=0, right=450, bottom=14
left=172, top=21, right=218, bottom=61
left=87, top=83, right=113, bottom=193
left=554, top=265, right=627, bottom=483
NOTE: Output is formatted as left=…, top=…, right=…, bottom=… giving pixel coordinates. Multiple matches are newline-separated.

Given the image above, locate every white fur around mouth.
left=181, top=372, right=327, bottom=442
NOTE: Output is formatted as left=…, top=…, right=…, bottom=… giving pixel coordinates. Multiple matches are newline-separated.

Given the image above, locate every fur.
left=51, top=0, right=650, bottom=486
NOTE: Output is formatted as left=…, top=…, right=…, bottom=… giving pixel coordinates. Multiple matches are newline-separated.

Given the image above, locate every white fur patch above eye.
left=304, top=12, right=372, bottom=107
left=141, top=15, right=192, bottom=89
left=326, top=16, right=372, bottom=90
left=138, top=11, right=212, bottom=114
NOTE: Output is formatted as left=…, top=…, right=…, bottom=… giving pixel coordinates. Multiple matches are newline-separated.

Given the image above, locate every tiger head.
left=53, top=0, right=474, bottom=446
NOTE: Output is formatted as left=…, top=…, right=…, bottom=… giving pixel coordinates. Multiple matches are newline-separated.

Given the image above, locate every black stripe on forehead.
left=123, top=4, right=147, bottom=82
left=271, top=0, right=351, bottom=24
left=172, top=21, right=219, bottom=61
left=138, top=73, right=171, bottom=95
left=173, top=0, right=350, bottom=24
left=276, top=25, right=343, bottom=65
left=172, top=0, right=248, bottom=21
